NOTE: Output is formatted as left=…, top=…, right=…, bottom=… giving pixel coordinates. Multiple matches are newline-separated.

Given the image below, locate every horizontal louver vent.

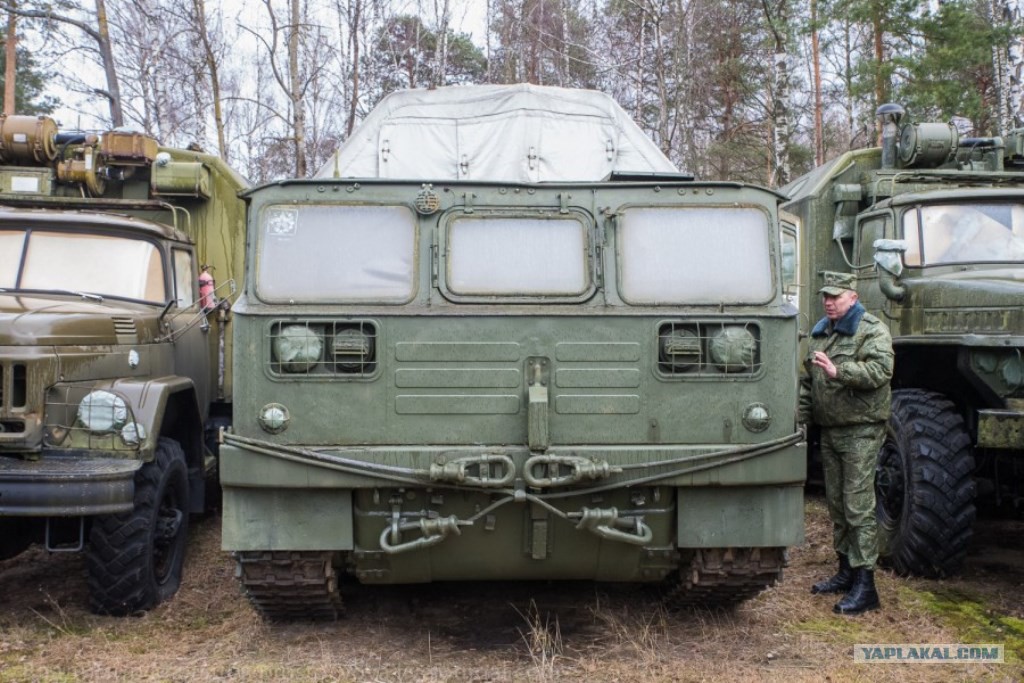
left=112, top=317, right=138, bottom=338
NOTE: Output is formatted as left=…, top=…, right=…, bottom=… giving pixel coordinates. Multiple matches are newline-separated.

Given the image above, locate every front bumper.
left=0, top=454, right=140, bottom=516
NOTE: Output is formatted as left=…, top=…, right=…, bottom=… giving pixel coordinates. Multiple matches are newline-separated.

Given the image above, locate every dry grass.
left=1, top=496, right=1022, bottom=683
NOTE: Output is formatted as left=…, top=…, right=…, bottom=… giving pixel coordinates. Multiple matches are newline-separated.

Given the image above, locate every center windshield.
left=0, top=228, right=166, bottom=302
left=902, top=203, right=1024, bottom=265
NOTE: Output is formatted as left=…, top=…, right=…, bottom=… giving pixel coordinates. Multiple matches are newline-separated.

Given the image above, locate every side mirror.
left=872, top=239, right=908, bottom=302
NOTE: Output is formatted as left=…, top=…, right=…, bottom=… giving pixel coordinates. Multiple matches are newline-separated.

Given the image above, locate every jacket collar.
left=811, top=301, right=865, bottom=337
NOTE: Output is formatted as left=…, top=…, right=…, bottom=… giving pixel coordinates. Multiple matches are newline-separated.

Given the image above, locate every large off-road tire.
left=86, top=437, right=191, bottom=615
left=875, top=389, right=976, bottom=578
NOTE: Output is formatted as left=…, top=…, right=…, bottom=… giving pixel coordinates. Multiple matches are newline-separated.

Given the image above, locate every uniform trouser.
left=821, top=422, right=885, bottom=569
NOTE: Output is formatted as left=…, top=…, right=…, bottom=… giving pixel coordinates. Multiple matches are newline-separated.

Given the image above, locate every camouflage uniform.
left=799, top=273, right=894, bottom=570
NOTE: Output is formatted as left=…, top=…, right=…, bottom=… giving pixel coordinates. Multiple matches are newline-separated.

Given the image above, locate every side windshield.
left=903, top=203, right=1024, bottom=265
left=618, top=207, right=773, bottom=304
left=256, top=205, right=416, bottom=302
left=0, top=228, right=165, bottom=302
left=447, top=216, right=588, bottom=296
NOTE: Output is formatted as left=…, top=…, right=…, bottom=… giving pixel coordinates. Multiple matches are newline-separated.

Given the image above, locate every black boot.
left=811, top=554, right=854, bottom=594
left=833, top=568, right=881, bottom=615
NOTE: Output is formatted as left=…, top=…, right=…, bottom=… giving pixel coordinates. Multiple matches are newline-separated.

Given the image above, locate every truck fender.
left=92, top=377, right=205, bottom=498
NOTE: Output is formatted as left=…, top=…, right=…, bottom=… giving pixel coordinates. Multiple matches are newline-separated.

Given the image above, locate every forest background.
left=2, top=0, right=1024, bottom=187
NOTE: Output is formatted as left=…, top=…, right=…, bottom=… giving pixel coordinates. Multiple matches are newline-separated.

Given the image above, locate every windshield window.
left=256, top=205, right=416, bottom=302
left=618, top=207, right=773, bottom=304
left=447, top=216, right=588, bottom=295
left=903, top=203, right=1024, bottom=265
left=0, top=228, right=165, bottom=301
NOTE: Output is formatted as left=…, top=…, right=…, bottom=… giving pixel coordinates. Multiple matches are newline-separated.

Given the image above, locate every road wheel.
left=86, top=437, right=190, bottom=615
left=875, top=389, right=975, bottom=578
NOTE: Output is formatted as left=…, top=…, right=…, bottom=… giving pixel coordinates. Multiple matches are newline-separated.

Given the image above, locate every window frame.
left=437, top=208, right=597, bottom=304
left=253, top=202, right=420, bottom=305
left=614, top=203, right=776, bottom=306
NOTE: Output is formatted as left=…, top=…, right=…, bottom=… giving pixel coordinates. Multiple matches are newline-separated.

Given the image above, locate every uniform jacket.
left=798, top=301, right=894, bottom=427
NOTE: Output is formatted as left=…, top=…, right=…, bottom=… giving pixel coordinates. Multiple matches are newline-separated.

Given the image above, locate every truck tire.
left=875, top=389, right=975, bottom=578
left=86, top=437, right=191, bottom=615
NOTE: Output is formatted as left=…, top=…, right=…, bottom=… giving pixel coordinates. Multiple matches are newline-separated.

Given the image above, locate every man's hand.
left=812, top=350, right=838, bottom=379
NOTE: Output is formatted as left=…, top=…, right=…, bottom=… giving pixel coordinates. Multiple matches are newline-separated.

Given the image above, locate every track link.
left=236, top=551, right=342, bottom=621
left=663, top=547, right=786, bottom=609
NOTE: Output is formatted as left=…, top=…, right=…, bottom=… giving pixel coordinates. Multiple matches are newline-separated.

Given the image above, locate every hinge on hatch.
left=527, top=357, right=550, bottom=452
left=559, top=192, right=570, bottom=214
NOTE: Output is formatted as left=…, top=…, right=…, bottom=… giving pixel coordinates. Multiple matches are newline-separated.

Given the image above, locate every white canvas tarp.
left=315, top=84, right=679, bottom=182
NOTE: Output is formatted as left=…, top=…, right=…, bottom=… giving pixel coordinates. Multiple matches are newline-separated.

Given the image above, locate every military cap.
left=818, top=271, right=856, bottom=296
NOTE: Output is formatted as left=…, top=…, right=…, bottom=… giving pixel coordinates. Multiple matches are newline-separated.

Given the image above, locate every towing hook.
left=573, top=507, right=653, bottom=546
left=429, top=453, right=516, bottom=487
left=379, top=515, right=465, bottom=555
left=523, top=454, right=621, bottom=488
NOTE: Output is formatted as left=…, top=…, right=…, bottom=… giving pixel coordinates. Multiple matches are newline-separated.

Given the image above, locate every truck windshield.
left=0, top=229, right=166, bottom=302
left=903, top=203, right=1024, bottom=265
left=618, top=207, right=773, bottom=304
left=256, top=205, right=416, bottom=303
left=447, top=216, right=588, bottom=295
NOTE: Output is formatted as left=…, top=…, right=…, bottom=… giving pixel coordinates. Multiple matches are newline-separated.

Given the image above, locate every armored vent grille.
left=0, top=363, right=27, bottom=409
left=112, top=317, right=138, bottom=337
left=658, top=321, right=762, bottom=376
left=267, top=319, right=378, bottom=379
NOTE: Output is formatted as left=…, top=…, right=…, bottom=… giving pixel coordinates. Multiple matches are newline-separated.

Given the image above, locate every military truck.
left=220, top=85, right=806, bottom=619
left=782, top=104, right=1024, bottom=578
left=0, top=114, right=247, bottom=614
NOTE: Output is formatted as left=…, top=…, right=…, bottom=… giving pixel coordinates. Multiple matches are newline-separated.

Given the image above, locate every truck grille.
left=0, top=363, right=27, bottom=410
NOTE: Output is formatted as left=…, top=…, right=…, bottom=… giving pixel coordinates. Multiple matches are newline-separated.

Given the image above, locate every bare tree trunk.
left=999, top=0, right=1024, bottom=129
left=192, top=0, right=227, bottom=160
left=872, top=7, right=884, bottom=143
left=346, top=0, right=362, bottom=136
left=95, top=0, right=123, bottom=126
left=4, top=5, right=15, bottom=114
left=289, top=0, right=306, bottom=176
left=811, top=0, right=824, bottom=165
left=763, top=0, right=792, bottom=186
left=433, top=0, right=450, bottom=87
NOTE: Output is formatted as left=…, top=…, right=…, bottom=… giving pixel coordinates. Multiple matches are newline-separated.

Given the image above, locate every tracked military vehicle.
left=783, top=104, right=1024, bottom=578
left=0, top=115, right=247, bottom=613
left=220, top=85, right=806, bottom=619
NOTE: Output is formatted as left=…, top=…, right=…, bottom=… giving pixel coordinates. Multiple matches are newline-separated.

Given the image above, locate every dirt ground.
left=1, top=495, right=1021, bottom=683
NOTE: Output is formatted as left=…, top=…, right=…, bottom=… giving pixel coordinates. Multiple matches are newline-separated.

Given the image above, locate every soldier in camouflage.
left=799, top=271, right=894, bottom=615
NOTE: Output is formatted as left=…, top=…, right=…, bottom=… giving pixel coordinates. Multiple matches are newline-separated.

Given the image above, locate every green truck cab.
left=0, top=115, right=247, bottom=614
left=220, top=85, right=806, bottom=619
left=783, top=104, right=1024, bottom=578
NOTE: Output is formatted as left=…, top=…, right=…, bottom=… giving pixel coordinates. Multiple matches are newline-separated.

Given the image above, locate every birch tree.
left=2, top=0, right=124, bottom=124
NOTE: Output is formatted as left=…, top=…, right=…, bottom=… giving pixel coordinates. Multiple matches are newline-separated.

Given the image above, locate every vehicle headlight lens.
left=659, top=328, right=701, bottom=373
left=708, top=326, right=757, bottom=373
left=332, top=328, right=374, bottom=372
left=258, top=403, right=290, bottom=434
left=273, top=324, right=323, bottom=372
left=742, top=403, right=771, bottom=432
left=121, top=421, right=147, bottom=446
left=77, top=390, right=128, bottom=432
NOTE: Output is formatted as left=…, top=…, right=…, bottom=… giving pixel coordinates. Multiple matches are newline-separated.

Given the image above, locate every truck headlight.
left=77, top=390, right=128, bottom=432
left=708, top=326, right=758, bottom=373
left=273, top=324, right=323, bottom=372
left=332, top=327, right=374, bottom=373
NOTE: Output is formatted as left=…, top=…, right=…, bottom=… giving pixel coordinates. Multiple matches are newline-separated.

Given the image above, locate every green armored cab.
left=783, top=104, right=1024, bottom=578
left=0, top=115, right=248, bottom=613
left=221, top=85, right=806, bottom=619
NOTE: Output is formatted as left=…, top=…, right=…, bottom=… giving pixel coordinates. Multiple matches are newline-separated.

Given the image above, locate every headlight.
left=258, top=403, right=290, bottom=434
left=77, top=390, right=128, bottom=432
left=659, top=328, right=701, bottom=373
left=332, top=327, right=374, bottom=373
left=708, top=326, right=757, bottom=373
left=742, top=403, right=771, bottom=432
left=273, top=324, right=323, bottom=372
